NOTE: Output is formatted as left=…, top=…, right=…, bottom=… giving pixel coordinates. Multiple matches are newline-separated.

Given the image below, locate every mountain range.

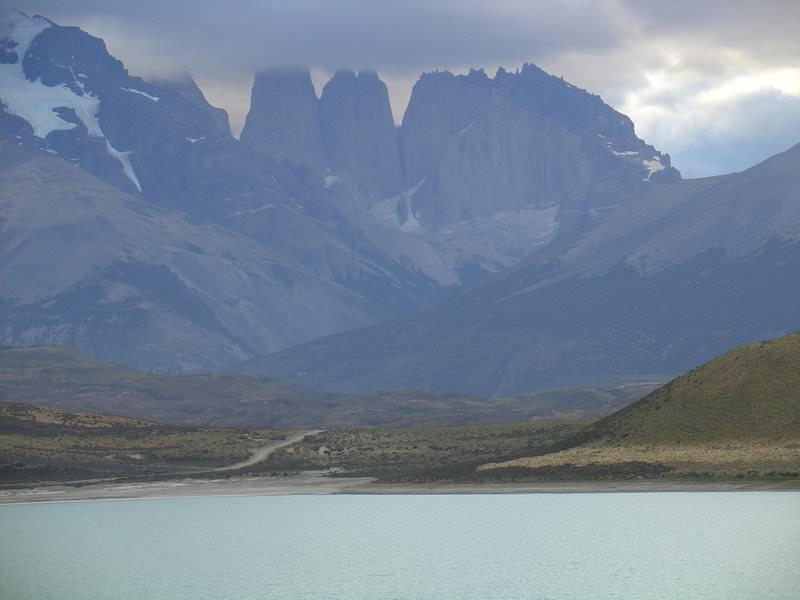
left=1, top=10, right=440, bottom=369
left=248, top=143, right=800, bottom=395
left=0, top=345, right=655, bottom=428
left=242, top=64, right=679, bottom=286
left=2, top=9, right=797, bottom=403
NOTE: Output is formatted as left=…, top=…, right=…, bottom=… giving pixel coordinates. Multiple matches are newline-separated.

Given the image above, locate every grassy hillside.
left=481, top=333, right=800, bottom=479
left=571, top=332, right=800, bottom=446
left=0, top=346, right=654, bottom=428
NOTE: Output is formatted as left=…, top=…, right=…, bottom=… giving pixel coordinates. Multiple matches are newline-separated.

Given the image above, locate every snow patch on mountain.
left=356, top=184, right=558, bottom=286
left=400, top=203, right=424, bottom=233
left=0, top=13, right=77, bottom=138
left=0, top=11, right=142, bottom=192
left=105, top=141, right=142, bottom=191
left=399, top=179, right=425, bottom=233
left=120, top=87, right=159, bottom=102
left=642, top=158, right=665, bottom=181
left=0, top=10, right=49, bottom=57
left=323, top=174, right=339, bottom=188
left=458, top=118, right=477, bottom=135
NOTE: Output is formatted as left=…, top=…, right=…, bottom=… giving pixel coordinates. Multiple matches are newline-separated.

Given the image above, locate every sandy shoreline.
left=2, top=474, right=799, bottom=505
left=0, top=474, right=370, bottom=505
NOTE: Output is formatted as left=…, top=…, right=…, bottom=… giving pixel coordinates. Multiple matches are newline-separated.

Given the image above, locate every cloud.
left=17, top=1, right=627, bottom=72
left=626, top=88, right=800, bottom=177
left=11, top=0, right=800, bottom=176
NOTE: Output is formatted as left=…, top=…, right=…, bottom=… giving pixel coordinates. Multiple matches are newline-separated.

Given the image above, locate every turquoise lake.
left=1, top=492, right=799, bottom=599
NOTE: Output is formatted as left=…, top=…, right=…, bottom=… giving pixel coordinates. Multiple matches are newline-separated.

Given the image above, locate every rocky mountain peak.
left=465, top=67, right=489, bottom=81
left=397, top=62, right=679, bottom=234
left=399, top=68, right=494, bottom=186
left=240, top=67, right=324, bottom=167
left=0, top=12, right=231, bottom=196
left=319, top=68, right=402, bottom=198
left=510, top=62, right=636, bottom=138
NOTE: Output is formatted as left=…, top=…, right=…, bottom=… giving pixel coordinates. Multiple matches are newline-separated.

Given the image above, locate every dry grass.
left=476, top=333, right=800, bottom=480
left=250, top=420, right=589, bottom=478
left=481, top=442, right=800, bottom=477
left=0, top=402, right=289, bottom=482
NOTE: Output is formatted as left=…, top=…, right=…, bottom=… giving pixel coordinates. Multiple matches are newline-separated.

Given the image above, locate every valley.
left=2, top=5, right=799, bottom=600
left=0, top=399, right=588, bottom=487
left=3, top=334, right=798, bottom=491
left=0, top=401, right=288, bottom=483
left=0, top=9, right=797, bottom=496
left=0, top=345, right=658, bottom=429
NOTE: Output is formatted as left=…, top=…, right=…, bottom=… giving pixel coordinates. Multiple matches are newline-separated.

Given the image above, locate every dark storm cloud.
left=16, top=0, right=626, bottom=73
left=620, top=0, right=800, bottom=60
left=9, top=0, right=800, bottom=176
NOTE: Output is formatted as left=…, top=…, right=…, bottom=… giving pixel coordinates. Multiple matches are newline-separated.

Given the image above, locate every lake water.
left=1, top=492, right=799, bottom=599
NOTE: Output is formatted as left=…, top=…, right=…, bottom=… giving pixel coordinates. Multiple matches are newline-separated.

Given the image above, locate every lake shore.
left=2, top=474, right=798, bottom=505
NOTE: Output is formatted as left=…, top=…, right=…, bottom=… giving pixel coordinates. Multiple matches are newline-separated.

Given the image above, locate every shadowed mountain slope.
left=0, top=10, right=442, bottom=369
left=247, top=144, right=800, bottom=395
left=0, top=346, right=653, bottom=429
left=0, top=144, right=389, bottom=370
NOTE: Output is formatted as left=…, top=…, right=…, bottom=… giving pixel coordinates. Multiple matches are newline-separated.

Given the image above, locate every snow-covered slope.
left=0, top=11, right=142, bottom=189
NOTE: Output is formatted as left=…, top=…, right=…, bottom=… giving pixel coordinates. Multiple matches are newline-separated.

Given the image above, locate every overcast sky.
left=11, top=0, right=800, bottom=177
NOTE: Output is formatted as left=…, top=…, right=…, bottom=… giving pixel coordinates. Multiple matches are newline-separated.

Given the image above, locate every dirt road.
left=212, top=430, right=321, bottom=472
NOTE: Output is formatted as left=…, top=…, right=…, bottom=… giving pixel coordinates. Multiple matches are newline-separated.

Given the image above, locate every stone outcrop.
left=319, top=69, right=402, bottom=197
left=399, top=64, right=680, bottom=233
left=239, top=63, right=679, bottom=237
left=240, top=68, right=325, bottom=167
left=398, top=68, right=493, bottom=187
left=411, top=92, right=591, bottom=227
left=240, top=68, right=404, bottom=204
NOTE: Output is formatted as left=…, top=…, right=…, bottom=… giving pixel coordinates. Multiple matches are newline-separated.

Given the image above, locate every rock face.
left=240, top=68, right=403, bottom=204
left=342, top=65, right=678, bottom=287
left=399, top=65, right=679, bottom=233
left=319, top=70, right=403, bottom=199
left=240, top=63, right=680, bottom=288
left=398, top=69, right=493, bottom=188
left=247, top=143, right=800, bottom=395
left=411, top=92, right=590, bottom=226
left=240, top=68, right=325, bottom=167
